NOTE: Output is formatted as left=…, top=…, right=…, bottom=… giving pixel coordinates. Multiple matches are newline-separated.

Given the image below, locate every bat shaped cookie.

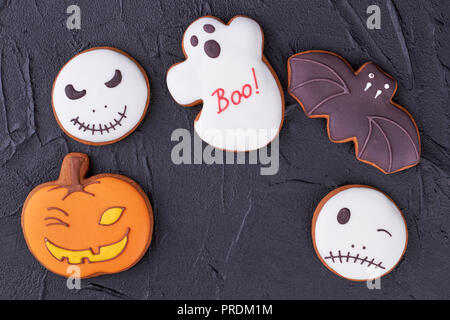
left=288, top=50, right=420, bottom=174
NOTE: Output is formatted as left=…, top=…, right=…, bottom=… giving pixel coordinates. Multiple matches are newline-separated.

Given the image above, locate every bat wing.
left=357, top=115, right=420, bottom=173
left=288, top=51, right=353, bottom=116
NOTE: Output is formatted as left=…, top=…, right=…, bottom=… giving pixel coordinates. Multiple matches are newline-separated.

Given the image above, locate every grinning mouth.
left=324, top=250, right=385, bottom=270
left=45, top=228, right=129, bottom=264
left=70, top=105, right=127, bottom=135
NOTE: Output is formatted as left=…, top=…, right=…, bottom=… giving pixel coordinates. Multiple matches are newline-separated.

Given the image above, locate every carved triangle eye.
left=99, top=207, right=125, bottom=225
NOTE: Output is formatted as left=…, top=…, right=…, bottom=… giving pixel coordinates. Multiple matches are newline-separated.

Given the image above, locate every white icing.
left=166, top=16, right=283, bottom=151
left=53, top=48, right=149, bottom=144
left=374, top=89, right=382, bottom=99
left=364, top=82, right=372, bottom=91
left=313, top=186, right=407, bottom=281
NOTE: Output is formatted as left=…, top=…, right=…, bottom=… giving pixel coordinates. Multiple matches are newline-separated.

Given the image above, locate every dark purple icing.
left=288, top=51, right=420, bottom=174
left=65, top=84, right=86, bottom=100
left=324, top=251, right=385, bottom=269
left=203, top=24, right=215, bottom=33
left=377, top=228, right=392, bottom=237
left=190, top=35, right=198, bottom=47
left=204, top=39, right=220, bottom=58
left=337, top=208, right=351, bottom=224
left=104, top=69, right=122, bottom=88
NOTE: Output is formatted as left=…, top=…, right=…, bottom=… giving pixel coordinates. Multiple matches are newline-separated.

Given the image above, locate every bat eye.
left=105, top=69, right=122, bottom=88
left=384, top=83, right=390, bottom=89
left=65, top=84, right=86, bottom=100
left=337, top=208, right=351, bottom=224
left=368, top=73, right=375, bottom=79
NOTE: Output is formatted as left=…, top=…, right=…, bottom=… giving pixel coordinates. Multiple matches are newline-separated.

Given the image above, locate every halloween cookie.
left=52, top=47, right=150, bottom=145
left=21, top=153, right=153, bottom=278
left=288, top=50, right=420, bottom=174
left=166, top=16, right=284, bottom=152
left=312, top=185, right=407, bottom=281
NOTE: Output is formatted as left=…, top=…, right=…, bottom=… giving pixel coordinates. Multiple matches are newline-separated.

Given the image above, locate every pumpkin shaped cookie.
left=21, top=153, right=153, bottom=278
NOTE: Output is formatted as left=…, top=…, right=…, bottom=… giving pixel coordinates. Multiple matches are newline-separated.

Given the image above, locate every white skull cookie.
left=52, top=47, right=150, bottom=145
left=166, top=16, right=284, bottom=152
left=312, top=185, right=407, bottom=281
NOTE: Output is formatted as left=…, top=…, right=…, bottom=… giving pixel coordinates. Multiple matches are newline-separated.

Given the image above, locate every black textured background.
left=0, top=0, right=449, bottom=300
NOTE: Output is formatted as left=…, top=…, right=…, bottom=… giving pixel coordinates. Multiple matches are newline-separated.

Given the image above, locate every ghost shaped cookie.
left=167, top=16, right=284, bottom=152
left=52, top=47, right=150, bottom=145
left=312, top=185, right=408, bottom=281
left=288, top=50, right=420, bottom=174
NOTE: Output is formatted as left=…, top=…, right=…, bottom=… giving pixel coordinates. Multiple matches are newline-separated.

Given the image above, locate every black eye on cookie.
left=65, top=84, right=86, bottom=100
left=203, top=24, right=215, bottom=33
left=105, top=69, right=122, bottom=88
left=190, top=35, right=199, bottom=47
left=337, top=208, right=351, bottom=224
left=189, top=23, right=221, bottom=59
left=204, top=40, right=220, bottom=59
left=190, top=24, right=215, bottom=47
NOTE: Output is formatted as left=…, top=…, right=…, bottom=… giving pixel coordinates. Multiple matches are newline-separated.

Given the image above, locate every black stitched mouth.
left=324, top=250, right=385, bottom=270
left=70, top=105, right=127, bottom=135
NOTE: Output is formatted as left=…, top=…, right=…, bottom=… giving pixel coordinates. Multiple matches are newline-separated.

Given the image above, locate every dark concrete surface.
left=0, top=0, right=448, bottom=299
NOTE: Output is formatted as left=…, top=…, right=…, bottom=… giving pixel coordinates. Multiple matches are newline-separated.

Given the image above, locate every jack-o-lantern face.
left=21, top=153, right=153, bottom=278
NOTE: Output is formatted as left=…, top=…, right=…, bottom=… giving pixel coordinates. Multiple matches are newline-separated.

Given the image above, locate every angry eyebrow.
left=377, top=228, right=392, bottom=237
